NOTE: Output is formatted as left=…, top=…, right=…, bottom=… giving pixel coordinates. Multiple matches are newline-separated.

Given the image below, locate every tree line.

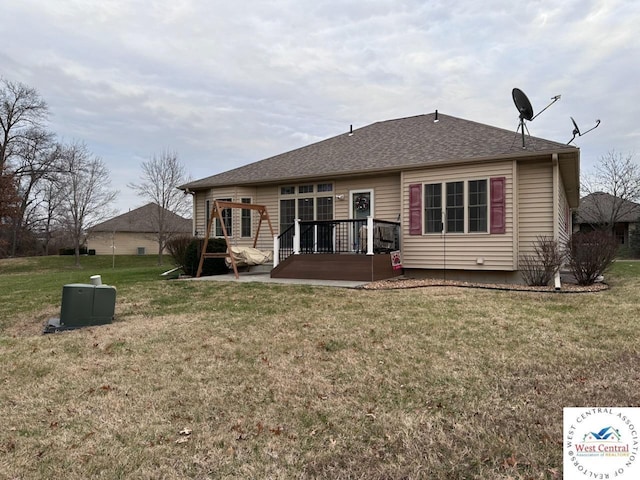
left=1, top=78, right=190, bottom=265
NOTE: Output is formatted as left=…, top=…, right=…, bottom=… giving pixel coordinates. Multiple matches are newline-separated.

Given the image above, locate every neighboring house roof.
left=180, top=112, right=579, bottom=190
left=575, top=192, right=640, bottom=225
left=91, top=203, right=192, bottom=233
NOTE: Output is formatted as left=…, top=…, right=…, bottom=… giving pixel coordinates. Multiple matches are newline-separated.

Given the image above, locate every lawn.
left=1, top=256, right=639, bottom=479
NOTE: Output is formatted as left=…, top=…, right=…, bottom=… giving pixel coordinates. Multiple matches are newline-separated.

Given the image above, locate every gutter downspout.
left=552, top=154, right=561, bottom=290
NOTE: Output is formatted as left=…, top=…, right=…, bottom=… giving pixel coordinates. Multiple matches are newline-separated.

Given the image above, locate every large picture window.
left=423, top=179, right=488, bottom=234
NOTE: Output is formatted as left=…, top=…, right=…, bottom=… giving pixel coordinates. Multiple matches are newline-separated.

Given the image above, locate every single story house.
left=88, top=203, right=191, bottom=255
left=179, top=112, right=580, bottom=283
left=574, top=192, right=640, bottom=246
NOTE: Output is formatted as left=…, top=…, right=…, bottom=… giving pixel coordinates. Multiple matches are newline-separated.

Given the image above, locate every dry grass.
left=1, top=262, right=639, bottom=479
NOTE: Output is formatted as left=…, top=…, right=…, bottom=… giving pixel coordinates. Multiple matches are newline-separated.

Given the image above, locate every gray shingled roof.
left=181, top=112, right=578, bottom=190
left=575, top=192, right=640, bottom=224
left=91, top=203, right=192, bottom=233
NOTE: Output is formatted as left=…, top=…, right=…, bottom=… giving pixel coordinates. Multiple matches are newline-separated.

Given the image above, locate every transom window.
left=279, top=183, right=334, bottom=233
left=424, top=180, right=488, bottom=234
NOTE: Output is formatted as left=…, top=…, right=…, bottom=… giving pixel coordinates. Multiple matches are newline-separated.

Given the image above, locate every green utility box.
left=44, top=283, right=116, bottom=333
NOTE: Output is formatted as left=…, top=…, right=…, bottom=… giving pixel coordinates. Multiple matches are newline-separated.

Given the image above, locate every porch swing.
left=196, top=200, right=275, bottom=279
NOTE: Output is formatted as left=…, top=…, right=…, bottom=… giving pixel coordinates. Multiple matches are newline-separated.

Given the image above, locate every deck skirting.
left=270, top=253, right=403, bottom=282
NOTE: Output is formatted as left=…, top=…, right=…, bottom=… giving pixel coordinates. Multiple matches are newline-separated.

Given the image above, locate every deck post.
left=313, top=225, right=318, bottom=253
left=273, top=235, right=280, bottom=267
left=293, top=219, right=301, bottom=254
left=366, top=216, right=374, bottom=255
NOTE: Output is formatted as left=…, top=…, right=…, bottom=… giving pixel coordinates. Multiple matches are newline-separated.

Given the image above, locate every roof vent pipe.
left=348, top=124, right=353, bottom=136
left=434, top=110, right=439, bottom=123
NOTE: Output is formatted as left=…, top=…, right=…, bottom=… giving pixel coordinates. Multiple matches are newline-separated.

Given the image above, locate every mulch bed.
left=360, top=277, right=609, bottom=293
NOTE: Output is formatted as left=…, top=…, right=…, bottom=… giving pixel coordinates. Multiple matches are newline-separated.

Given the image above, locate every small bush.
left=566, top=230, right=618, bottom=285
left=183, top=238, right=229, bottom=277
left=59, top=247, right=88, bottom=256
left=166, top=235, right=192, bottom=269
left=519, top=236, right=564, bottom=286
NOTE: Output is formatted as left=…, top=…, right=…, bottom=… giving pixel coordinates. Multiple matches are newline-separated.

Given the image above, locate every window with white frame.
left=215, top=198, right=232, bottom=237
left=467, top=180, right=488, bottom=233
left=424, top=179, right=488, bottom=234
left=279, top=183, right=334, bottom=232
left=241, top=198, right=252, bottom=237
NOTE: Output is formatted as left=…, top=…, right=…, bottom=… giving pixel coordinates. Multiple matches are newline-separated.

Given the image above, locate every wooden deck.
left=270, top=253, right=403, bottom=282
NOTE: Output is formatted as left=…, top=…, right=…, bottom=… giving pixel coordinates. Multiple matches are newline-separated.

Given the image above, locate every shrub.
left=183, top=238, right=229, bottom=277
left=59, top=247, right=88, bottom=256
left=166, top=235, right=192, bottom=269
left=565, top=230, right=618, bottom=285
left=519, top=236, right=564, bottom=286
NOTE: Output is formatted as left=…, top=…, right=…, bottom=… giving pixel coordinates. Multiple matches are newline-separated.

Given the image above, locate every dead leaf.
left=502, top=453, right=518, bottom=468
left=175, top=437, right=189, bottom=444
left=548, top=467, right=560, bottom=479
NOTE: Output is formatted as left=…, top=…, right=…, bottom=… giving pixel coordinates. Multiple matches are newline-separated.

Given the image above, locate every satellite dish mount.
left=567, top=117, right=601, bottom=144
left=511, top=88, right=561, bottom=149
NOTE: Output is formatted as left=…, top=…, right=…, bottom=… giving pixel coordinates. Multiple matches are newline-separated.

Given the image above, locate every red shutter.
left=490, top=177, right=506, bottom=234
left=409, top=183, right=422, bottom=235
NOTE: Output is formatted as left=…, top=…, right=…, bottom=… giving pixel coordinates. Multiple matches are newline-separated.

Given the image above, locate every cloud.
left=1, top=0, right=638, bottom=213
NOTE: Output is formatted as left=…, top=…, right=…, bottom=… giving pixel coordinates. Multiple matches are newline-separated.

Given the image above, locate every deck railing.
left=274, top=217, right=400, bottom=266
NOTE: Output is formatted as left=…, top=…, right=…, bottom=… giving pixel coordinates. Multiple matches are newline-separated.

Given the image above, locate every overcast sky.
left=2, top=0, right=638, bottom=215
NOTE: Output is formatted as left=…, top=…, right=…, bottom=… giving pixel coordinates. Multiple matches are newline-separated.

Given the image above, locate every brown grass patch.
left=1, top=272, right=639, bottom=479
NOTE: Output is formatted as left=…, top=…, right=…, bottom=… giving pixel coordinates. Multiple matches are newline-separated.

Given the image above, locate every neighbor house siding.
left=517, top=160, right=554, bottom=260
left=401, top=160, right=515, bottom=271
left=88, top=232, right=160, bottom=256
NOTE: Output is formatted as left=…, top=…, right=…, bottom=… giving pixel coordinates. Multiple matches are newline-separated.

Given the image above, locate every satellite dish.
left=571, top=117, right=581, bottom=136
left=511, top=88, right=561, bottom=149
left=567, top=117, right=601, bottom=144
left=512, top=88, right=534, bottom=121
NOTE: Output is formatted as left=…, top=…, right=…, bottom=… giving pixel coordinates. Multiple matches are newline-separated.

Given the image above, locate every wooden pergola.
left=196, top=200, right=275, bottom=279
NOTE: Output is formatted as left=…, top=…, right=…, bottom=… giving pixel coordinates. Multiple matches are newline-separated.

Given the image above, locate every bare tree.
left=8, top=128, right=59, bottom=255
left=128, top=150, right=191, bottom=265
left=58, top=142, right=118, bottom=266
left=0, top=173, right=21, bottom=256
left=39, top=172, right=66, bottom=255
left=0, top=78, right=48, bottom=173
left=579, top=151, right=640, bottom=230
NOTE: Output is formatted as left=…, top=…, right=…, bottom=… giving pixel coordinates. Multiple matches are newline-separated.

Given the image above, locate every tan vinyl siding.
left=252, top=186, right=278, bottom=251
left=517, top=160, right=553, bottom=258
left=557, top=173, right=571, bottom=246
left=193, top=176, right=401, bottom=253
left=334, top=175, right=401, bottom=221
left=402, top=161, right=514, bottom=271
left=195, top=187, right=241, bottom=237
left=88, top=232, right=161, bottom=256
left=194, top=186, right=276, bottom=252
